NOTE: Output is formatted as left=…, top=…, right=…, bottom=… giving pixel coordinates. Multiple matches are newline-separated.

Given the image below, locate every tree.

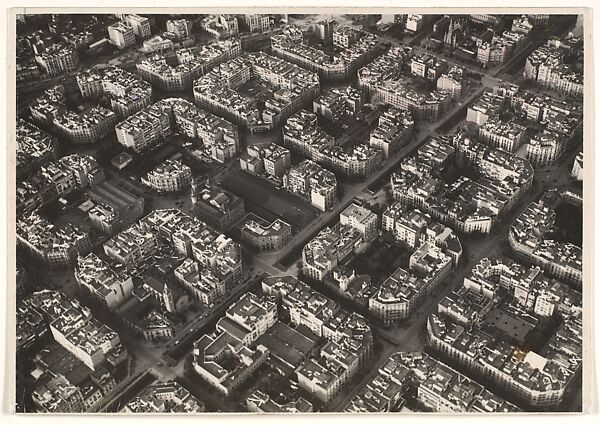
left=383, top=232, right=395, bottom=244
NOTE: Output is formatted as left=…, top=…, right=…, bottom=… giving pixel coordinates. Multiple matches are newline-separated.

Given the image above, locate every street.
left=270, top=82, right=488, bottom=271
left=14, top=13, right=584, bottom=414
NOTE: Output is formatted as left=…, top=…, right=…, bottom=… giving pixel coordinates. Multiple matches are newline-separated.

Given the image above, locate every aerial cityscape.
left=14, top=11, right=585, bottom=414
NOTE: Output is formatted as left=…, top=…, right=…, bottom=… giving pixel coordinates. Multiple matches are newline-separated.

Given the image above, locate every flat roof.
left=257, top=321, right=316, bottom=369
left=483, top=307, right=537, bottom=343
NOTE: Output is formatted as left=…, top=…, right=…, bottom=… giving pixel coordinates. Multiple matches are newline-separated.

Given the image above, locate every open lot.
left=222, top=169, right=318, bottom=228
left=553, top=202, right=583, bottom=247
left=347, top=238, right=411, bottom=283
left=483, top=307, right=537, bottom=344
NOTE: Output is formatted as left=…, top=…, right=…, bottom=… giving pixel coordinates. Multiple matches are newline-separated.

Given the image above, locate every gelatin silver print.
left=12, top=10, right=587, bottom=414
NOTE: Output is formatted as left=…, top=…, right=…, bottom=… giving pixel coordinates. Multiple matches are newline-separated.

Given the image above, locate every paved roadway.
left=165, top=269, right=265, bottom=361
left=21, top=19, right=580, bottom=412
left=148, top=29, right=571, bottom=408
left=325, top=141, right=582, bottom=411
left=267, top=82, right=488, bottom=271
left=89, top=268, right=264, bottom=412
left=264, top=35, right=552, bottom=271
